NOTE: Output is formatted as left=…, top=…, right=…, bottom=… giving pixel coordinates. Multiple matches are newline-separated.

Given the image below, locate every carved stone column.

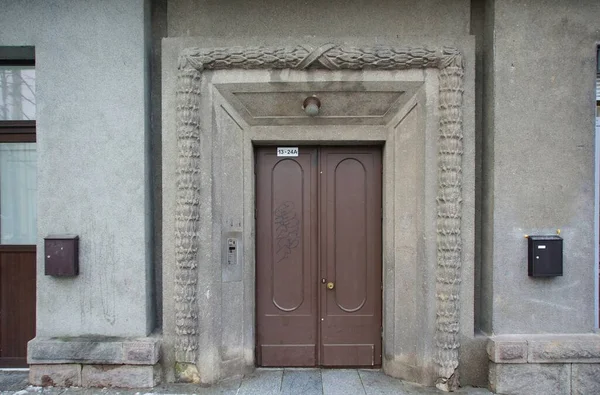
left=174, top=68, right=202, bottom=365
left=434, top=48, right=465, bottom=392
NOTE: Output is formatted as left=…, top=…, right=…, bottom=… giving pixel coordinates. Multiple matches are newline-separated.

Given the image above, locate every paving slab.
left=237, top=368, right=283, bottom=395
left=359, top=369, right=416, bottom=395
left=281, top=369, right=322, bottom=395
left=321, top=369, right=366, bottom=395
left=455, top=387, right=494, bottom=395
left=0, top=371, right=29, bottom=393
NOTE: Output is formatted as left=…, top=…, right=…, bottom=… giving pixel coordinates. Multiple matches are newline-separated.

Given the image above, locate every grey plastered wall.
left=166, top=0, right=471, bottom=39
left=481, top=0, right=600, bottom=334
left=0, top=0, right=153, bottom=337
left=161, top=35, right=477, bottom=384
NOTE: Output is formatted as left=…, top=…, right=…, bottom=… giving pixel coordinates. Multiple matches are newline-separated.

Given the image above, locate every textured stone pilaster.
left=174, top=67, right=202, bottom=364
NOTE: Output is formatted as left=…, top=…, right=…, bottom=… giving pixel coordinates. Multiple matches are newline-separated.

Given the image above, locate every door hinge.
left=381, top=327, right=383, bottom=338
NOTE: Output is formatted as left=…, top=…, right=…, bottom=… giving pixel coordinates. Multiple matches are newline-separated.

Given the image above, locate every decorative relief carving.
left=434, top=47, right=465, bottom=393
left=274, top=201, right=300, bottom=264
left=179, top=44, right=443, bottom=71
left=174, top=68, right=202, bottom=363
left=175, top=44, right=464, bottom=390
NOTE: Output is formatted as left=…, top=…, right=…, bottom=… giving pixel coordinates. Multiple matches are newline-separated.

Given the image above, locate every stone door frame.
left=171, top=44, right=466, bottom=391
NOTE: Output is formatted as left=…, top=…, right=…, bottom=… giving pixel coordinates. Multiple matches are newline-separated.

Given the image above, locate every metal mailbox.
left=528, top=235, right=562, bottom=277
left=44, top=235, right=79, bottom=276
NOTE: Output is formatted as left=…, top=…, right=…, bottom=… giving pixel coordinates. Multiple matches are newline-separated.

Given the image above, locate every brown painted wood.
left=0, top=247, right=36, bottom=367
left=255, top=146, right=382, bottom=367
left=256, top=147, right=319, bottom=366
left=319, top=147, right=382, bottom=367
left=0, top=121, right=36, bottom=142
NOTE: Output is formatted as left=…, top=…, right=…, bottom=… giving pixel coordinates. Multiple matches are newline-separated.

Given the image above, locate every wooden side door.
left=256, top=147, right=319, bottom=366
left=0, top=245, right=36, bottom=367
left=319, top=147, right=382, bottom=367
left=0, top=62, right=37, bottom=367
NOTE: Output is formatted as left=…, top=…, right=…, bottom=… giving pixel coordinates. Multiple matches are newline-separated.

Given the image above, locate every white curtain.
left=0, top=143, right=36, bottom=244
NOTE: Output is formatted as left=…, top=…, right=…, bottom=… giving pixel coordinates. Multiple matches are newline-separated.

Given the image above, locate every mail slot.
left=528, top=235, right=562, bottom=277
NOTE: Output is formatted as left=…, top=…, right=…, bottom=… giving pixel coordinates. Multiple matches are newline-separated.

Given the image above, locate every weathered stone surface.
left=321, top=369, right=365, bottom=395
left=528, top=335, right=600, bottom=363
left=236, top=369, right=283, bottom=394
left=281, top=369, right=322, bottom=395
left=81, top=364, right=160, bottom=388
left=28, top=338, right=120, bottom=364
left=174, top=362, right=201, bottom=383
left=28, top=337, right=160, bottom=365
left=29, top=364, right=82, bottom=387
left=0, top=370, right=29, bottom=392
left=488, top=334, right=600, bottom=364
left=489, top=363, right=570, bottom=395
left=487, top=338, right=527, bottom=363
left=123, top=339, right=161, bottom=364
left=572, top=364, right=600, bottom=395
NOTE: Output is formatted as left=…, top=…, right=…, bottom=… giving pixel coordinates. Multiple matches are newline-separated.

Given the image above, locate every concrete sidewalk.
left=0, top=369, right=494, bottom=395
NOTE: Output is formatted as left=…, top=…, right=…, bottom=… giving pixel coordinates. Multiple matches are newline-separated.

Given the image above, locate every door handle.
left=327, top=282, right=335, bottom=290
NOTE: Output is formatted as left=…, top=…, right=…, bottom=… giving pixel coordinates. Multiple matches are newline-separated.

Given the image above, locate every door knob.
left=327, top=282, right=335, bottom=290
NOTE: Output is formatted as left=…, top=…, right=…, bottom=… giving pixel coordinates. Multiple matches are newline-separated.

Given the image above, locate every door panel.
left=0, top=245, right=36, bottom=367
left=320, top=148, right=382, bottom=366
left=256, top=147, right=318, bottom=366
left=256, top=146, right=381, bottom=367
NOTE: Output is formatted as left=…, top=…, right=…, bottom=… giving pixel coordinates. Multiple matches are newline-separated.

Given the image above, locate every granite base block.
left=81, top=364, right=160, bottom=388
left=29, top=364, right=82, bottom=387
left=571, top=364, right=600, bottom=395
left=28, top=336, right=160, bottom=365
left=489, top=362, right=570, bottom=395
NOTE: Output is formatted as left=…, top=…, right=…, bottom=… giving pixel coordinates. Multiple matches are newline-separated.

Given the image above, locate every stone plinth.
left=27, top=336, right=161, bottom=388
left=487, top=334, right=600, bottom=395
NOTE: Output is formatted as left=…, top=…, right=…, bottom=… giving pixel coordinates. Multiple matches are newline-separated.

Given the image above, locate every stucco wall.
left=0, top=0, right=153, bottom=337
left=166, top=0, right=471, bottom=38
left=481, top=0, right=600, bottom=334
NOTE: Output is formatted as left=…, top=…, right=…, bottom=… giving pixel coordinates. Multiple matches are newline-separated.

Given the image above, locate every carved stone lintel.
left=175, top=44, right=464, bottom=390
left=179, top=44, right=442, bottom=71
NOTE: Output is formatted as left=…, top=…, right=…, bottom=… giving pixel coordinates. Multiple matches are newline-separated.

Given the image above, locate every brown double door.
left=256, top=146, right=382, bottom=367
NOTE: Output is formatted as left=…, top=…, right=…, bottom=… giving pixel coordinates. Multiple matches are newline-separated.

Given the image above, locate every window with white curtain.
left=0, top=143, right=36, bottom=244
left=0, top=62, right=36, bottom=245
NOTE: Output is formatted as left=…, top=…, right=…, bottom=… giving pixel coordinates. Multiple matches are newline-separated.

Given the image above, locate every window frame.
left=0, top=58, right=36, bottom=247
left=0, top=58, right=35, bottom=142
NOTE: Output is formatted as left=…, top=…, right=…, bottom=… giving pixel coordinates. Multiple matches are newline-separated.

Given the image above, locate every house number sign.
left=277, top=147, right=299, bottom=157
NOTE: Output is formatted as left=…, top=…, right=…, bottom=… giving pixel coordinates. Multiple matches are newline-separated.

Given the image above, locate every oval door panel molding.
left=272, top=159, right=304, bottom=312
left=334, top=158, right=368, bottom=313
